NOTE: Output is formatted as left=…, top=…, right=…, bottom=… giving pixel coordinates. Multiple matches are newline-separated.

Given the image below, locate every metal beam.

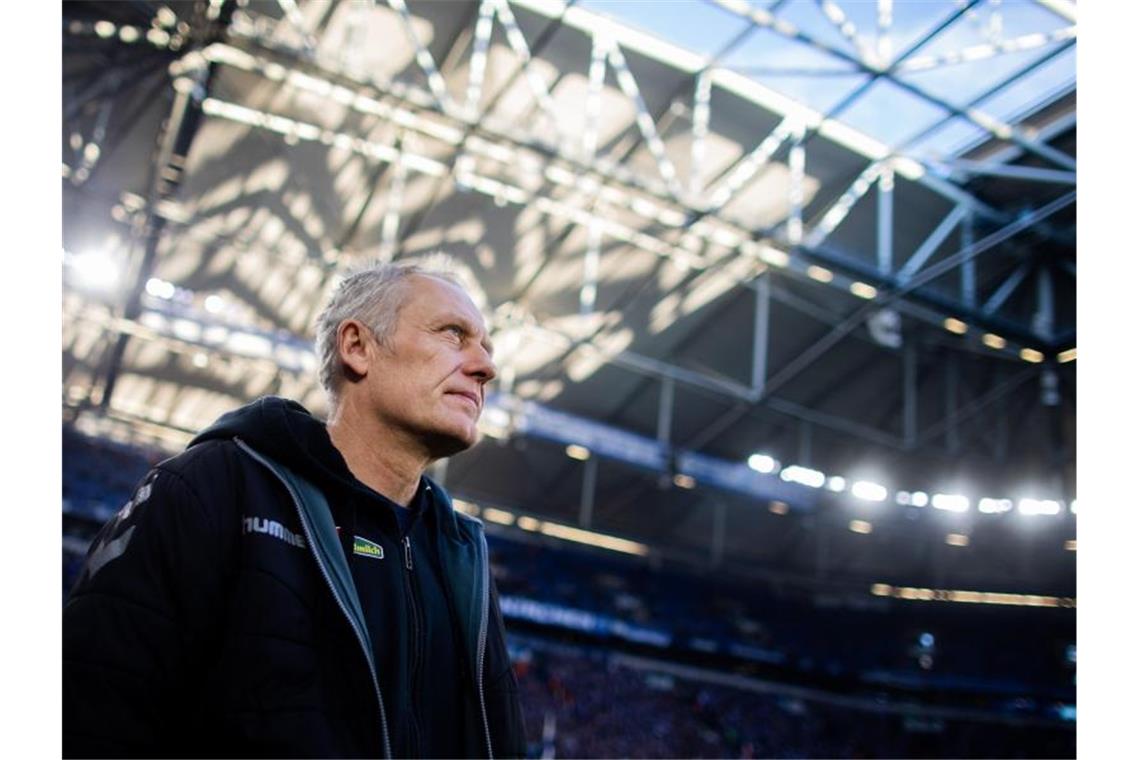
left=903, top=342, right=917, bottom=449
left=386, top=0, right=456, bottom=114
left=804, top=162, right=884, bottom=248
left=877, top=168, right=894, bottom=275
left=936, top=158, right=1076, bottom=185
left=787, top=126, right=806, bottom=244
left=960, top=210, right=976, bottom=309
left=915, top=365, right=1040, bottom=446
left=751, top=274, right=771, bottom=393
left=579, top=455, right=598, bottom=528
left=682, top=191, right=1073, bottom=451
left=982, top=261, right=1032, bottom=316
left=1034, top=266, right=1055, bottom=340
left=898, top=204, right=968, bottom=282
left=657, top=376, right=675, bottom=446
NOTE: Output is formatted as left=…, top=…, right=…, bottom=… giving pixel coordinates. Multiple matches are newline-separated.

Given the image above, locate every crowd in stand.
left=62, top=426, right=1076, bottom=758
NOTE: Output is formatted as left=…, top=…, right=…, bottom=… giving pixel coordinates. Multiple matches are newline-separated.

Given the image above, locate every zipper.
left=475, top=529, right=494, bottom=759
left=402, top=534, right=423, bottom=755
left=238, top=440, right=392, bottom=758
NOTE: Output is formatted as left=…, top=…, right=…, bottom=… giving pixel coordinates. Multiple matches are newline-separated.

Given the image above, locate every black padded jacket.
left=63, top=396, right=526, bottom=758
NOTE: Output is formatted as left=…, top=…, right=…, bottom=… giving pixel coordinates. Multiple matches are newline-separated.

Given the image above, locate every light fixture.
left=768, top=501, right=789, bottom=515
left=1019, top=348, right=1044, bottom=363
left=481, top=508, right=516, bottom=525
left=932, top=493, right=969, bottom=512
left=807, top=265, right=834, bottom=283
left=943, top=318, right=968, bottom=334
left=851, top=480, right=887, bottom=502
left=849, top=519, right=872, bottom=534
left=826, top=476, right=846, bottom=492
left=849, top=282, right=877, bottom=299
left=978, top=497, right=1013, bottom=514
left=673, top=473, right=696, bottom=489
left=747, top=453, right=778, bottom=474
left=565, top=444, right=591, bottom=461
left=982, top=333, right=1007, bottom=350
left=1057, top=347, right=1076, bottom=363
left=945, top=533, right=969, bottom=547
left=781, top=465, right=826, bottom=489
left=910, top=491, right=929, bottom=507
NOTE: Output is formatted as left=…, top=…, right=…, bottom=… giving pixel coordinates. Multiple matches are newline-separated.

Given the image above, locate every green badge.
left=353, top=536, right=384, bottom=559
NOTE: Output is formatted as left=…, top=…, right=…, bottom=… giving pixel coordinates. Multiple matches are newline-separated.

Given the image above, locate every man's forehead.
left=406, top=274, right=488, bottom=328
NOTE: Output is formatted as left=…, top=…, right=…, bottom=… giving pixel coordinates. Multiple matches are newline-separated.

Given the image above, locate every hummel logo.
left=242, top=516, right=306, bottom=548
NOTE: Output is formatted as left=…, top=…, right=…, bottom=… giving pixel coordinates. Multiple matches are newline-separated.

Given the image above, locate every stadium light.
left=1018, top=498, right=1061, bottom=516
left=780, top=465, right=825, bottom=489
left=826, top=476, right=846, bottom=493
left=851, top=480, right=887, bottom=502
left=1069, top=499, right=1077, bottom=514
left=768, top=501, right=789, bottom=515
left=66, top=249, right=123, bottom=293
left=747, top=453, right=778, bottom=474
left=932, top=493, right=969, bottom=512
left=145, top=278, right=177, bottom=299
left=848, top=519, right=872, bottom=534
left=945, top=533, right=969, bottom=547
left=978, top=497, right=1013, bottom=514
left=910, top=491, right=929, bottom=507
left=895, top=491, right=911, bottom=505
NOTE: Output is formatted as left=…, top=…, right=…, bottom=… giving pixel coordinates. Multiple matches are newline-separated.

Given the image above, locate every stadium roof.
left=62, top=0, right=1076, bottom=594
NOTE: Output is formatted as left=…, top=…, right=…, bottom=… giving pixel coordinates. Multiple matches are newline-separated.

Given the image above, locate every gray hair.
left=314, top=260, right=461, bottom=400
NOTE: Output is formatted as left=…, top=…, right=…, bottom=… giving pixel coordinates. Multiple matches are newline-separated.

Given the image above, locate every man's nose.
left=467, top=345, right=497, bottom=384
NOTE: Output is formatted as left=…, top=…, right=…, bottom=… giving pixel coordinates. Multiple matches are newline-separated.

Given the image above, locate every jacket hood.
left=191, top=396, right=468, bottom=540
left=191, top=396, right=363, bottom=499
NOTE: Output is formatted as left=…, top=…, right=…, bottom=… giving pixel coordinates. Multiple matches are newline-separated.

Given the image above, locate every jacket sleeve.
left=62, top=457, right=236, bottom=758
left=485, top=578, right=528, bottom=759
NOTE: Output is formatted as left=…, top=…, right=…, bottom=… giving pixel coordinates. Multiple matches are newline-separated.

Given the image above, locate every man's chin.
left=422, top=426, right=478, bottom=458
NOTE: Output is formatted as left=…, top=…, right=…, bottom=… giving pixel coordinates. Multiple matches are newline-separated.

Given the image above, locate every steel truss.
left=64, top=0, right=1075, bottom=460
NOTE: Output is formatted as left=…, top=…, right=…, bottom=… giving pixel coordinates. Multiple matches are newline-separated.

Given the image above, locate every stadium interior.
left=62, top=0, right=1077, bottom=757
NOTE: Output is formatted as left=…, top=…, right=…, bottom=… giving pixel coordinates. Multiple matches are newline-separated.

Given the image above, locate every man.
left=63, top=262, right=527, bottom=758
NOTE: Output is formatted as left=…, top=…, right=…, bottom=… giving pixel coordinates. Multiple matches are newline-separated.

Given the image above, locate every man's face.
left=366, top=274, right=496, bottom=457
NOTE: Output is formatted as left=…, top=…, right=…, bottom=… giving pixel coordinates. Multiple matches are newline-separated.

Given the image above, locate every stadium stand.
left=63, top=426, right=1074, bottom=758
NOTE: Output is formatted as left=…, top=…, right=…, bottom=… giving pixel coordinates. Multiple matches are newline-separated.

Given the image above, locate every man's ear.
left=336, top=320, right=372, bottom=382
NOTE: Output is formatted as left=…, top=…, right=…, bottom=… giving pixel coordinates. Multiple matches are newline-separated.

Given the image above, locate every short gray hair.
left=314, top=260, right=461, bottom=399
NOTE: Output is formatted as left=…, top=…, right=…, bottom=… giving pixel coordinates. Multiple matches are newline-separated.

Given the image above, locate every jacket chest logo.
left=353, top=536, right=384, bottom=559
left=242, top=516, right=306, bottom=549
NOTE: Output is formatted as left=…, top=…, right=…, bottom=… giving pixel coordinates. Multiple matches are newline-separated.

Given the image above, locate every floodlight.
left=979, top=498, right=1013, bottom=514
left=826, top=476, right=846, bottom=493
left=851, top=480, right=887, bottom=502
left=1018, top=498, right=1061, bottom=516
left=146, top=278, right=176, bottom=299
left=932, top=493, right=969, bottom=512
left=910, top=491, right=929, bottom=507
left=67, top=249, right=123, bottom=293
left=780, top=465, right=825, bottom=489
left=204, top=294, right=226, bottom=313
left=919, top=632, right=934, bottom=648
left=895, top=491, right=911, bottom=505
left=747, top=453, right=778, bottom=474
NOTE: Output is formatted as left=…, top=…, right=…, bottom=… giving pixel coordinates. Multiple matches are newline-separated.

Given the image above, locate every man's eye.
left=445, top=325, right=465, bottom=339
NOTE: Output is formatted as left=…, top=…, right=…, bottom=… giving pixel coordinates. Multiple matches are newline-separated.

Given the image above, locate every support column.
left=752, top=274, right=771, bottom=394
left=657, top=376, right=675, bottom=447
left=960, top=209, right=977, bottom=309
left=903, top=342, right=917, bottom=449
left=579, top=456, right=598, bottom=529
left=711, top=500, right=726, bottom=567
left=787, top=124, right=806, bottom=244
left=877, top=168, right=894, bottom=275
left=799, top=419, right=812, bottom=466
left=945, top=353, right=959, bottom=454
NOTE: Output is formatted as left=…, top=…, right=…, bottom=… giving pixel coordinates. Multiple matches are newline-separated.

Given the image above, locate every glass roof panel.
left=894, top=2, right=1074, bottom=107
left=900, top=116, right=989, bottom=161
left=719, top=26, right=870, bottom=115
left=578, top=0, right=753, bottom=58
left=832, top=76, right=951, bottom=149
left=973, top=44, right=1076, bottom=125
left=568, top=0, right=1073, bottom=162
